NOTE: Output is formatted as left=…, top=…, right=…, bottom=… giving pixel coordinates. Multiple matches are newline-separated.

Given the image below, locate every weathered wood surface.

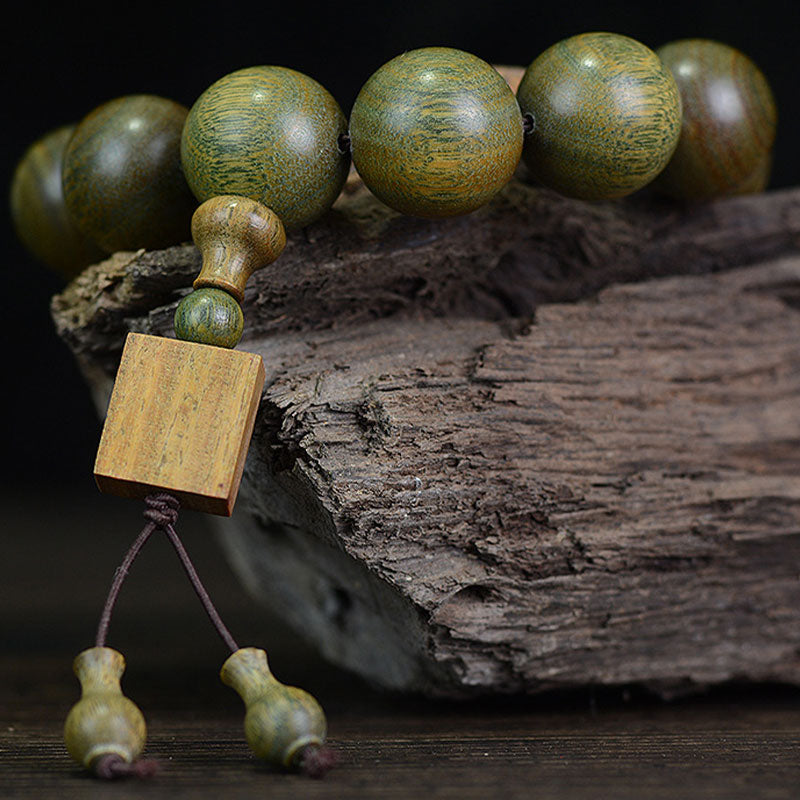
left=51, top=180, right=800, bottom=696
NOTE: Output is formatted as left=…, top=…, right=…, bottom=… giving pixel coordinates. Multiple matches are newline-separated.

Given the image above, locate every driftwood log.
left=52, top=179, right=800, bottom=697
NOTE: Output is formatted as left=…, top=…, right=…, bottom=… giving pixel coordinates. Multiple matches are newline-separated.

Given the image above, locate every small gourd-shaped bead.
left=182, top=67, right=350, bottom=230
left=10, top=125, right=105, bottom=278
left=62, top=95, right=196, bottom=253
left=221, top=647, right=326, bottom=770
left=653, top=39, right=777, bottom=201
left=174, top=287, right=244, bottom=348
left=517, top=32, right=683, bottom=200
left=191, top=195, right=286, bottom=302
left=64, top=647, right=146, bottom=770
left=349, top=47, right=524, bottom=218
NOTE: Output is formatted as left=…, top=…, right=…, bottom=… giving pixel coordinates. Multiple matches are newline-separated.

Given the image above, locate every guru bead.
left=10, top=125, right=105, bottom=278
left=653, top=39, right=777, bottom=201
left=221, top=647, right=326, bottom=770
left=174, top=288, right=244, bottom=348
left=181, top=67, right=349, bottom=230
left=517, top=32, right=682, bottom=200
left=63, top=647, right=146, bottom=770
left=62, top=95, right=196, bottom=253
left=190, top=195, right=286, bottom=301
left=349, top=47, right=523, bottom=218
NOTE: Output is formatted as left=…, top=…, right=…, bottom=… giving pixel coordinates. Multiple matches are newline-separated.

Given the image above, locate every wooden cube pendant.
left=94, top=333, right=265, bottom=515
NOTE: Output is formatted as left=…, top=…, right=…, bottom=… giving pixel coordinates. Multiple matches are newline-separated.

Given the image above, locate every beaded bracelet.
left=10, top=32, right=777, bottom=781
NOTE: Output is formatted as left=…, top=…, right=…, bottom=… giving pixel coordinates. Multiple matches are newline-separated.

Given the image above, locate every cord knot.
left=143, top=493, right=180, bottom=528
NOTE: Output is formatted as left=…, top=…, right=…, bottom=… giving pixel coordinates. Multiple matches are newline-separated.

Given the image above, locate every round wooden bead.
left=517, top=32, right=683, bottom=200
left=174, top=288, right=244, bottom=348
left=181, top=67, right=349, bottom=230
left=191, top=195, right=286, bottom=302
left=653, top=39, right=777, bottom=201
left=10, top=125, right=105, bottom=278
left=349, top=47, right=523, bottom=218
left=62, top=95, right=196, bottom=253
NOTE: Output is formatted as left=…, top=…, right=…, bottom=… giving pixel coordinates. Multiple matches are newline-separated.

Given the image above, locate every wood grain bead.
left=174, top=288, right=244, bottom=348
left=181, top=67, right=349, bottom=230
left=63, top=95, right=196, bottom=253
left=221, top=647, right=326, bottom=769
left=191, top=195, right=286, bottom=302
left=653, top=39, right=777, bottom=201
left=63, top=647, right=146, bottom=769
left=10, top=125, right=105, bottom=278
left=517, top=32, right=683, bottom=200
left=349, top=47, right=523, bottom=218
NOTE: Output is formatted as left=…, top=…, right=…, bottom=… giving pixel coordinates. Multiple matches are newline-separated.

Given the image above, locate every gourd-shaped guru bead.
left=349, top=47, right=523, bottom=217
left=62, top=95, right=196, bottom=253
left=517, top=32, right=683, bottom=200
left=64, top=647, right=146, bottom=770
left=221, top=647, right=326, bottom=769
left=653, top=39, right=777, bottom=201
left=10, top=125, right=105, bottom=278
left=191, top=195, right=286, bottom=302
left=182, top=67, right=349, bottom=230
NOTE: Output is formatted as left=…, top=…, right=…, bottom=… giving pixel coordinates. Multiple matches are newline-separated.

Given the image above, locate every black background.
left=3, top=0, right=798, bottom=489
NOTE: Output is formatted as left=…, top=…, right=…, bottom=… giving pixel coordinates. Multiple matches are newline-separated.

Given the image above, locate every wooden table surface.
left=2, top=488, right=799, bottom=799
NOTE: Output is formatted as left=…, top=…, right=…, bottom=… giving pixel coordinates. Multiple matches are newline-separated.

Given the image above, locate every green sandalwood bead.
left=349, top=47, right=523, bottom=217
left=10, top=125, right=105, bottom=278
left=174, top=288, right=244, bottom=348
left=653, top=39, right=777, bottom=201
left=518, top=32, right=682, bottom=200
left=63, top=95, right=196, bottom=253
left=182, top=67, right=349, bottom=230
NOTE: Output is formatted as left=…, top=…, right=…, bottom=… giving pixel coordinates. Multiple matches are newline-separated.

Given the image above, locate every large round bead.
left=653, top=39, right=777, bottom=201
left=349, top=47, right=523, bottom=217
left=62, top=95, right=196, bottom=253
left=181, top=67, right=349, bottom=230
left=10, top=125, right=104, bottom=278
left=517, top=32, right=682, bottom=200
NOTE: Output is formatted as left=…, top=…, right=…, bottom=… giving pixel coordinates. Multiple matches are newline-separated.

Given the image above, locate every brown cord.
left=95, top=492, right=238, bottom=653
left=296, top=744, right=338, bottom=778
left=93, top=754, right=159, bottom=780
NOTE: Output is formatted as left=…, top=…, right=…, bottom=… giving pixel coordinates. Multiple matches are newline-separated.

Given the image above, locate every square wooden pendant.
left=94, top=333, right=266, bottom=516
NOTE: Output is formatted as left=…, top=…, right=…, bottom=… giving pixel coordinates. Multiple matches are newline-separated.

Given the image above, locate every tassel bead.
left=221, top=647, right=326, bottom=770
left=63, top=647, right=146, bottom=771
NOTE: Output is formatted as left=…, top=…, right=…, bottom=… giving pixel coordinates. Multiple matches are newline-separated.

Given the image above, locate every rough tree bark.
left=52, top=180, right=800, bottom=697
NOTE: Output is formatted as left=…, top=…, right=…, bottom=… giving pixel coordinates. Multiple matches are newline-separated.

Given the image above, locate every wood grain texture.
left=350, top=47, right=523, bottom=217
left=191, top=195, right=286, bottom=302
left=62, top=95, right=196, bottom=253
left=654, top=39, right=777, bottom=201
left=94, top=333, right=265, bottom=516
left=10, top=125, right=105, bottom=277
left=182, top=67, right=349, bottom=230
left=53, top=181, right=800, bottom=695
left=518, top=33, right=682, bottom=199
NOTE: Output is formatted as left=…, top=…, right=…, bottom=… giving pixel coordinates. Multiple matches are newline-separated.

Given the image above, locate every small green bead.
left=63, top=95, right=196, bottom=253
left=349, top=47, right=523, bottom=218
left=10, top=125, right=105, bottom=278
left=181, top=66, right=349, bottom=230
left=517, top=32, right=683, bottom=200
left=653, top=39, right=777, bottom=201
left=174, top=288, right=244, bottom=348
